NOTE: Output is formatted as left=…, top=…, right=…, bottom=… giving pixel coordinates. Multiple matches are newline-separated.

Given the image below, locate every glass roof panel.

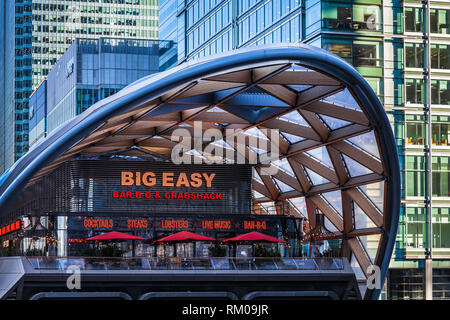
left=358, top=182, right=384, bottom=212
left=207, top=106, right=226, bottom=112
left=255, top=201, right=275, bottom=215
left=248, top=145, right=267, bottom=154
left=253, top=190, right=265, bottom=199
left=320, top=115, right=352, bottom=130
left=359, top=235, right=381, bottom=265
left=288, top=197, right=307, bottom=217
left=291, top=64, right=309, bottom=71
left=281, top=132, right=306, bottom=144
left=273, top=178, right=295, bottom=192
left=354, top=202, right=377, bottom=229
left=287, top=85, right=312, bottom=93
left=322, top=191, right=343, bottom=216
left=253, top=168, right=263, bottom=183
left=272, top=158, right=295, bottom=176
left=280, top=111, right=310, bottom=127
left=305, top=167, right=330, bottom=185
left=324, top=215, right=339, bottom=232
left=343, top=155, right=373, bottom=177
left=185, top=149, right=205, bottom=159
left=351, top=254, right=367, bottom=280
left=347, top=131, right=380, bottom=159
left=244, top=127, right=269, bottom=140
left=211, top=139, right=235, bottom=150
left=305, top=146, right=334, bottom=169
left=323, top=88, right=361, bottom=111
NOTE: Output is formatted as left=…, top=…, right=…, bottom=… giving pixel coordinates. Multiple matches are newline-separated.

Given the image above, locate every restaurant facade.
left=0, top=45, right=401, bottom=300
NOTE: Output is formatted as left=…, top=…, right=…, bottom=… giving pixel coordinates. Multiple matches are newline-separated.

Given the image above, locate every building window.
left=405, top=207, right=426, bottom=248
left=322, top=3, right=382, bottom=31
left=432, top=208, right=450, bottom=249
left=388, top=268, right=424, bottom=300
left=353, top=43, right=378, bottom=67
left=324, top=40, right=382, bottom=68
left=405, top=115, right=425, bottom=145
left=405, top=7, right=423, bottom=32
left=431, top=80, right=450, bottom=105
left=405, top=79, right=425, bottom=104
left=406, top=156, right=426, bottom=197
left=431, top=116, right=450, bottom=146
left=432, top=157, right=450, bottom=197
left=431, top=44, right=450, bottom=69
left=405, top=43, right=424, bottom=68
left=430, top=9, right=450, bottom=35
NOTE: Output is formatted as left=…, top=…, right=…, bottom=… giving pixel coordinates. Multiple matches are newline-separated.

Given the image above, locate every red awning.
left=86, top=231, right=145, bottom=241
left=153, top=231, right=216, bottom=242
left=222, top=231, right=286, bottom=243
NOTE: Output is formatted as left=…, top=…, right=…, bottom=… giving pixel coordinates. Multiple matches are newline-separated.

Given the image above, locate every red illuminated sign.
left=243, top=220, right=267, bottom=230
left=0, top=220, right=22, bottom=236
left=121, top=171, right=216, bottom=188
left=127, top=219, right=148, bottom=229
left=201, top=220, right=231, bottom=230
left=83, top=219, right=113, bottom=229
left=69, top=238, right=86, bottom=244
left=161, top=220, right=189, bottom=229
left=112, top=191, right=222, bottom=200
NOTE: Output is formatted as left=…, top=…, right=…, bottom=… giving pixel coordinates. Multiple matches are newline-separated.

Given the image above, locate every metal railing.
left=27, top=256, right=344, bottom=271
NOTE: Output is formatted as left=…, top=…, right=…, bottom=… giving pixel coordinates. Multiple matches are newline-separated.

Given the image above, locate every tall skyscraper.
left=0, top=0, right=159, bottom=172
left=29, top=37, right=162, bottom=147
left=160, top=0, right=450, bottom=299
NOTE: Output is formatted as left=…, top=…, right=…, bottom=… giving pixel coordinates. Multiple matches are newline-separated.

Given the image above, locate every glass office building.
left=0, top=0, right=159, bottom=171
left=160, top=0, right=450, bottom=300
left=29, top=37, right=162, bottom=147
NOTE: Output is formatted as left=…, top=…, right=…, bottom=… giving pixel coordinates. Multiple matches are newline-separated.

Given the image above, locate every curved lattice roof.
left=0, top=44, right=400, bottom=300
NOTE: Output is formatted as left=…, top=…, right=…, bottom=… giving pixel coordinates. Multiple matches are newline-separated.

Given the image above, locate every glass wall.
left=322, top=1, right=383, bottom=32
left=405, top=78, right=425, bottom=105
left=405, top=155, right=426, bottom=197
left=388, top=267, right=425, bottom=299
left=405, top=7, right=424, bottom=33
left=432, top=116, right=450, bottom=146
left=405, top=43, right=424, bottom=68
left=432, top=156, right=450, bottom=198
left=405, top=114, right=425, bottom=146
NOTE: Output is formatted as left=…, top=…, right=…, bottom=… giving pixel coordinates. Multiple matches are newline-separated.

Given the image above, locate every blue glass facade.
left=0, top=1, right=16, bottom=172
left=29, top=37, right=162, bottom=145
left=160, top=0, right=303, bottom=64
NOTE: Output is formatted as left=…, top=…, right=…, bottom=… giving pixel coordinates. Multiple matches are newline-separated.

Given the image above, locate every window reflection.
left=405, top=43, right=424, bottom=68
left=405, top=79, right=425, bottom=104
left=405, top=7, right=423, bottom=32
left=430, top=9, right=450, bottom=35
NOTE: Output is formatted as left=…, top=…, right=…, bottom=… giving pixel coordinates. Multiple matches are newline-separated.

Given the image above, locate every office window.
left=404, top=207, right=426, bottom=249
left=432, top=157, right=450, bottom=197
left=432, top=116, right=450, bottom=146
left=405, top=79, right=425, bottom=104
left=324, top=42, right=352, bottom=64
left=405, top=115, right=425, bottom=145
left=322, top=3, right=382, bottom=31
left=405, top=43, right=424, bottom=68
left=432, top=208, right=450, bottom=249
left=431, top=44, right=450, bottom=69
left=431, top=80, right=450, bottom=105
left=405, top=7, right=423, bottom=32
left=406, top=155, right=426, bottom=197
left=430, top=9, right=450, bottom=34
left=353, top=42, right=378, bottom=67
